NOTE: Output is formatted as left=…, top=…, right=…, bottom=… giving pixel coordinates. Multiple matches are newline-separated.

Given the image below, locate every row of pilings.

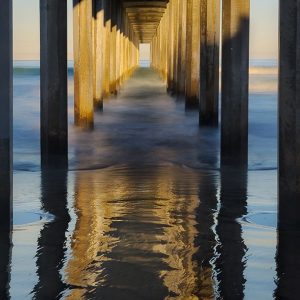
left=75, top=0, right=140, bottom=129
left=40, top=0, right=140, bottom=167
left=150, top=0, right=248, bottom=167
left=0, top=0, right=300, bottom=235
left=151, top=0, right=220, bottom=125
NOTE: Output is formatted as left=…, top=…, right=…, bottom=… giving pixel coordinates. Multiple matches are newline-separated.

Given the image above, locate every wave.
left=13, top=59, right=278, bottom=76
left=13, top=67, right=74, bottom=76
left=249, top=67, right=278, bottom=75
left=14, top=66, right=277, bottom=77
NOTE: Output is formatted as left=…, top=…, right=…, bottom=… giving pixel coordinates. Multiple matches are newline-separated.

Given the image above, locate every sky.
left=13, top=0, right=278, bottom=60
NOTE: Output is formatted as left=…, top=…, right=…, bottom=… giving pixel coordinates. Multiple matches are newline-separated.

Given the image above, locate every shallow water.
left=1, top=62, right=282, bottom=299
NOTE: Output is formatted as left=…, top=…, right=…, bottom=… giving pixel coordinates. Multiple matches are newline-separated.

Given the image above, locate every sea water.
left=3, top=59, right=279, bottom=299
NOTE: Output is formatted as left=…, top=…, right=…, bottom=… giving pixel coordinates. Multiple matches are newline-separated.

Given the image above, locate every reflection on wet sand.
left=65, top=165, right=217, bottom=299
left=64, top=67, right=222, bottom=298
left=32, top=169, right=70, bottom=299
left=216, top=165, right=248, bottom=299
left=275, top=230, right=300, bottom=299
left=195, top=172, right=219, bottom=299
left=0, top=230, right=11, bottom=299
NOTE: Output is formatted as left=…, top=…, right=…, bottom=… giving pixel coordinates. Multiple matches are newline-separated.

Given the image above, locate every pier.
left=0, top=0, right=300, bottom=297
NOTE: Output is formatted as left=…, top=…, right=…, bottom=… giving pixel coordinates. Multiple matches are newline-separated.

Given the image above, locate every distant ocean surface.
left=14, top=58, right=277, bottom=74
left=14, top=58, right=278, bottom=85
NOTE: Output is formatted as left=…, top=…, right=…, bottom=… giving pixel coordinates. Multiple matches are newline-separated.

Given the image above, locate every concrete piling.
left=221, top=0, right=250, bottom=166
left=200, top=0, right=220, bottom=126
left=40, top=0, right=68, bottom=167
left=185, top=0, right=200, bottom=108
left=278, top=0, right=300, bottom=230
left=110, top=0, right=117, bottom=94
left=177, top=0, right=187, bottom=94
left=73, top=0, right=94, bottom=129
left=93, top=0, right=105, bottom=110
left=0, top=0, right=12, bottom=229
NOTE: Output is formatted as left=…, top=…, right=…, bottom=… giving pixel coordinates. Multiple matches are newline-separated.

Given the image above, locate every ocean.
left=5, top=59, right=278, bottom=299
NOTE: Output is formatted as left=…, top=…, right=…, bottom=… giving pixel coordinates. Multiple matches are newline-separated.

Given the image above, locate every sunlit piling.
left=177, top=0, right=187, bottom=94
left=221, top=0, right=250, bottom=166
left=93, top=0, right=105, bottom=109
left=116, top=5, right=122, bottom=90
left=102, top=0, right=111, bottom=98
left=172, top=0, right=179, bottom=92
left=110, top=0, right=117, bottom=94
left=93, top=0, right=140, bottom=101
left=185, top=0, right=200, bottom=107
left=0, top=0, right=12, bottom=229
left=73, top=0, right=94, bottom=128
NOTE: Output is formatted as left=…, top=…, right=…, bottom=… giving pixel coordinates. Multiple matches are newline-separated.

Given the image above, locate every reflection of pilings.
left=32, top=169, right=70, bottom=299
left=278, top=0, right=300, bottom=230
left=200, top=0, right=220, bottom=126
left=275, top=230, right=300, bottom=299
left=216, top=165, right=248, bottom=299
left=0, top=0, right=12, bottom=229
left=66, top=166, right=203, bottom=298
left=194, top=129, right=219, bottom=299
left=66, top=170, right=118, bottom=298
left=40, top=0, right=68, bottom=167
left=0, top=231, right=12, bottom=299
left=221, top=0, right=250, bottom=166
left=185, top=0, right=200, bottom=108
left=73, top=0, right=94, bottom=128
left=195, top=172, right=218, bottom=299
